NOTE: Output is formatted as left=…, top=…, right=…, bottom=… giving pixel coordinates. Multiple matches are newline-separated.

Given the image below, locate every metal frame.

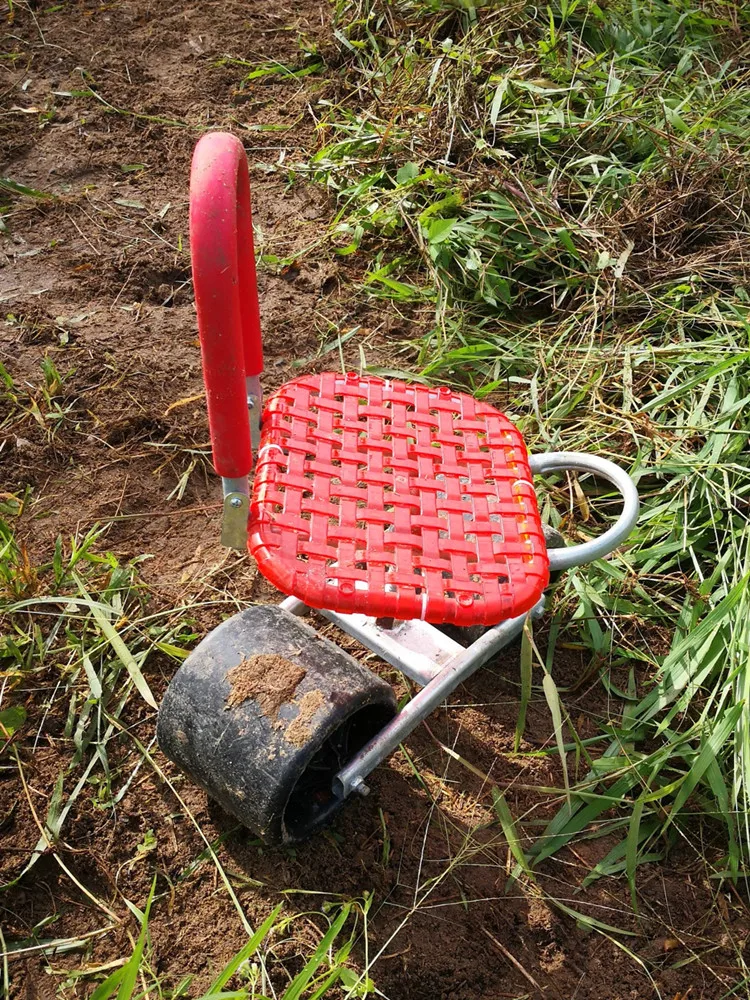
left=284, top=453, right=638, bottom=799
left=220, top=375, right=263, bottom=549
left=529, top=452, right=640, bottom=571
left=281, top=595, right=546, bottom=798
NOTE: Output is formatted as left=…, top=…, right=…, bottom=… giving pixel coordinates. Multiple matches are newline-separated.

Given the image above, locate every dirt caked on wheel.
left=157, top=606, right=397, bottom=847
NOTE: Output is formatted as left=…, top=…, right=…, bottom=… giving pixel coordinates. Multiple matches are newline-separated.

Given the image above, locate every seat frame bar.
left=281, top=593, right=546, bottom=800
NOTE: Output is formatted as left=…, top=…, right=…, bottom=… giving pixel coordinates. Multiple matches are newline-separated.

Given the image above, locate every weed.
left=0, top=352, right=77, bottom=441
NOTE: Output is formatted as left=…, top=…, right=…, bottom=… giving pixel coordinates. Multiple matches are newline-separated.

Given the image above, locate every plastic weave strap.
left=248, top=373, right=549, bottom=626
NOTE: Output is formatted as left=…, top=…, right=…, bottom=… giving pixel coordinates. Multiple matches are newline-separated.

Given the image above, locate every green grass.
left=80, top=889, right=374, bottom=1000
left=0, top=509, right=378, bottom=997
left=289, top=0, right=750, bottom=884
left=0, top=505, right=194, bottom=813
left=0, top=355, right=78, bottom=440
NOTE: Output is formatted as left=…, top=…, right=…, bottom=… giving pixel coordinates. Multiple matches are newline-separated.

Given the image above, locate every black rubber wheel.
left=157, top=606, right=397, bottom=847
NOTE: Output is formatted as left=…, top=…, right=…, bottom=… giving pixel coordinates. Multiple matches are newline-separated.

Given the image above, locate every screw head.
left=351, top=776, right=370, bottom=798
left=229, top=496, right=243, bottom=509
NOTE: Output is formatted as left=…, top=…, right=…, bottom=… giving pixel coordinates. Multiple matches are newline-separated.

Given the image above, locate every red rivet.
left=340, top=581, right=355, bottom=595
left=458, top=593, right=474, bottom=607
left=346, top=372, right=359, bottom=384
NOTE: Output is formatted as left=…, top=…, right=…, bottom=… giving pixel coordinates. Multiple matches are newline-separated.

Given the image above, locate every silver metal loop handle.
left=528, top=451, right=640, bottom=571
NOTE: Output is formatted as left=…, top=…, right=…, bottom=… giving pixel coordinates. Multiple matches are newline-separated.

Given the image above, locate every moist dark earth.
left=2, top=3, right=748, bottom=999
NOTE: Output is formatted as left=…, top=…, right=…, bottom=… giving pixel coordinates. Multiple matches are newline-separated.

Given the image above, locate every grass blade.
left=542, top=669, right=570, bottom=806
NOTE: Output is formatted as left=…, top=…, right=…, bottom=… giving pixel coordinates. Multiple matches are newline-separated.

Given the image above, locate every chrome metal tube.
left=332, top=597, right=545, bottom=798
left=528, top=451, right=639, bottom=571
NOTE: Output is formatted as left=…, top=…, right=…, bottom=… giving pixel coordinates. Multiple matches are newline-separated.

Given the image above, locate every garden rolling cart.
left=157, top=133, right=640, bottom=847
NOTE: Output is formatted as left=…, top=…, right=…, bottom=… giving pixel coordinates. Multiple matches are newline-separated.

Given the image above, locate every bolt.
left=229, top=496, right=243, bottom=509
left=351, top=776, right=370, bottom=798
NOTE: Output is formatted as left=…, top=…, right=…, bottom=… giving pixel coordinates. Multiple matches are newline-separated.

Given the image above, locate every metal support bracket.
left=279, top=597, right=464, bottom=686
left=217, top=376, right=262, bottom=551
left=221, top=480, right=249, bottom=550
left=279, top=594, right=546, bottom=800
left=321, top=612, right=463, bottom=686
left=246, top=374, right=262, bottom=452
left=331, top=597, right=546, bottom=798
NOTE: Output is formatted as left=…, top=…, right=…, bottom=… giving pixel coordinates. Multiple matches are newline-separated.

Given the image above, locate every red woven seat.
left=249, top=373, right=549, bottom=626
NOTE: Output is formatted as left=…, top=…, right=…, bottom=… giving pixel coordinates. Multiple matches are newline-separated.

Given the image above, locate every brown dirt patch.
left=284, top=688, right=324, bottom=747
left=225, top=653, right=306, bottom=716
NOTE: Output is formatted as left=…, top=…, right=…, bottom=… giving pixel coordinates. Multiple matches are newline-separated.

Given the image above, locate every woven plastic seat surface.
left=248, top=373, right=549, bottom=626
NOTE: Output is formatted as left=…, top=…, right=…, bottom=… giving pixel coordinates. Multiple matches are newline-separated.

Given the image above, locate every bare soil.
left=1, top=3, right=747, bottom=1000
